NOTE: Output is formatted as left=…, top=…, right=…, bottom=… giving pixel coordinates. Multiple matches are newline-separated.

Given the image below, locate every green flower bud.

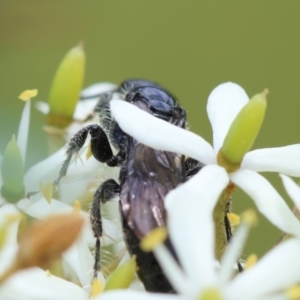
left=104, top=256, right=137, bottom=291
left=47, top=43, right=85, bottom=128
left=218, top=89, right=268, bottom=171
left=1, top=135, right=25, bottom=203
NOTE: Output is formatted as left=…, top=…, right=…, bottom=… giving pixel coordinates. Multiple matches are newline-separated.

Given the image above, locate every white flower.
left=110, top=82, right=300, bottom=238
left=0, top=91, right=123, bottom=294
left=96, top=166, right=300, bottom=300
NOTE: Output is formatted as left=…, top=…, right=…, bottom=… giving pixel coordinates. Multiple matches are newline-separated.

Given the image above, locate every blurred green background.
left=1, top=1, right=300, bottom=259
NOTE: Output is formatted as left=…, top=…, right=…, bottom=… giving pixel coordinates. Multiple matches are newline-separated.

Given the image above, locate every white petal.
left=166, top=165, right=229, bottom=290
left=231, top=169, right=300, bottom=238
left=24, top=147, right=66, bottom=192
left=280, top=174, right=300, bottom=210
left=17, top=198, right=121, bottom=247
left=242, top=145, right=300, bottom=176
left=63, top=234, right=96, bottom=291
left=110, top=100, right=215, bottom=164
left=94, top=290, right=181, bottom=300
left=73, top=99, right=99, bottom=121
left=225, top=239, right=300, bottom=298
left=207, top=82, right=249, bottom=153
left=17, top=198, right=73, bottom=217
left=0, top=268, right=88, bottom=300
left=24, top=145, right=99, bottom=195
left=35, top=101, right=50, bottom=115
left=80, top=83, right=117, bottom=99
left=219, top=221, right=250, bottom=286
left=17, top=100, right=31, bottom=164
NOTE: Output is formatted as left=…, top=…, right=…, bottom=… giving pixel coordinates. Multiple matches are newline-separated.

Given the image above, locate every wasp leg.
left=90, top=179, right=120, bottom=278
left=54, top=124, right=124, bottom=185
left=184, top=157, right=204, bottom=181
left=224, top=213, right=244, bottom=272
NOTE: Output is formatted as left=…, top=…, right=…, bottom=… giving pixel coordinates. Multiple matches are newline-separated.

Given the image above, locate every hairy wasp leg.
left=54, top=124, right=123, bottom=185
left=224, top=213, right=244, bottom=272
left=90, top=179, right=120, bottom=278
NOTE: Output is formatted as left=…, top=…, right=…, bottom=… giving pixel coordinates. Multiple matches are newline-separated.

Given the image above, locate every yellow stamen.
left=91, top=278, right=104, bottom=297
left=19, top=89, right=38, bottom=101
left=86, top=143, right=93, bottom=160
left=39, top=182, right=53, bottom=204
left=199, top=287, right=222, bottom=300
left=73, top=200, right=81, bottom=214
left=286, top=285, right=300, bottom=300
left=227, top=212, right=240, bottom=227
left=140, top=227, right=168, bottom=252
left=245, top=253, right=257, bottom=270
left=241, top=209, right=258, bottom=227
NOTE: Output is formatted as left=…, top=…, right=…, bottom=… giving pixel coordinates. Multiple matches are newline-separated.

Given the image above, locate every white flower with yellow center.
left=97, top=166, right=300, bottom=300
left=110, top=82, right=300, bottom=238
left=0, top=90, right=122, bottom=295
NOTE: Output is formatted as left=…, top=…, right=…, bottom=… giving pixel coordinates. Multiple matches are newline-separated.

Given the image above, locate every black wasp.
left=54, top=79, right=240, bottom=293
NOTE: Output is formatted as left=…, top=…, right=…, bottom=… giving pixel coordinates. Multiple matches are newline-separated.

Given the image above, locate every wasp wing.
left=120, top=143, right=184, bottom=239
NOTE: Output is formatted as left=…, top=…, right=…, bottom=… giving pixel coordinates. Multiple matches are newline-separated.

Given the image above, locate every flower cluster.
left=2, top=76, right=300, bottom=300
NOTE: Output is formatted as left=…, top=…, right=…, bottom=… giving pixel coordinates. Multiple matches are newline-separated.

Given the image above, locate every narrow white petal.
left=35, top=101, right=50, bottom=115
left=110, top=100, right=215, bottom=164
left=280, top=174, right=300, bottom=210
left=17, top=100, right=31, bottom=164
left=153, top=245, right=191, bottom=295
left=63, top=234, right=96, bottom=291
left=242, top=145, right=300, bottom=176
left=17, top=198, right=74, bottom=218
left=73, top=99, right=99, bottom=121
left=95, top=290, right=181, bottom=300
left=24, top=147, right=66, bottom=192
left=207, top=82, right=249, bottom=152
left=166, top=165, right=229, bottom=290
left=80, top=83, right=117, bottom=99
left=231, top=169, right=300, bottom=237
left=24, top=146, right=100, bottom=194
left=219, top=222, right=249, bottom=286
left=225, top=239, right=300, bottom=298
left=75, top=82, right=117, bottom=121
left=0, top=268, right=88, bottom=300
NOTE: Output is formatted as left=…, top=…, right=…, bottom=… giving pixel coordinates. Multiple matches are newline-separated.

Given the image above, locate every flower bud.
left=0, top=214, right=84, bottom=285
left=47, top=43, right=85, bottom=128
left=1, top=135, right=25, bottom=203
left=16, top=214, right=84, bottom=269
left=218, top=90, right=267, bottom=170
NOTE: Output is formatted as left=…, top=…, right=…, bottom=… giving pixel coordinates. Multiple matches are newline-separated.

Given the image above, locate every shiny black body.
left=95, top=79, right=188, bottom=292
left=54, top=79, right=237, bottom=292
